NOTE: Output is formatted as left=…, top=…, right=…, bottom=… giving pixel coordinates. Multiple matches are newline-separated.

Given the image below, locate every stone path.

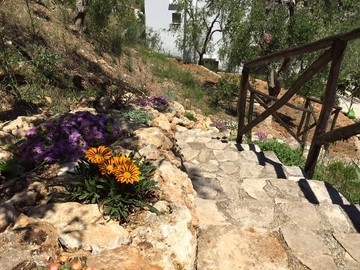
left=175, top=126, right=360, bottom=270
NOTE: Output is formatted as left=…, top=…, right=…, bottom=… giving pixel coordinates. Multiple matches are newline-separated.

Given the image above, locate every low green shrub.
left=122, top=109, right=154, bottom=124
left=254, top=139, right=305, bottom=166
left=184, top=111, right=197, bottom=122
left=314, top=160, right=360, bottom=204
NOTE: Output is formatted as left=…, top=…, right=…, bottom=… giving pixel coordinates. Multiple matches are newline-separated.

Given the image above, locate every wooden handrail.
left=250, top=88, right=313, bottom=113
left=245, top=28, right=360, bottom=68
left=237, top=28, right=360, bottom=178
left=316, top=121, right=360, bottom=145
left=237, top=48, right=332, bottom=141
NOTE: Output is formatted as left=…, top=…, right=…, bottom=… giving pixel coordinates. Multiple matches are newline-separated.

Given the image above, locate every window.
left=168, top=4, right=178, bottom=11
left=172, top=12, right=181, bottom=25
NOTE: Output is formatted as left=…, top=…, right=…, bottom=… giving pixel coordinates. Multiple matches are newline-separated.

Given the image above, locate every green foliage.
left=124, top=57, right=134, bottom=72
left=108, top=26, right=124, bottom=56
left=66, top=151, right=158, bottom=221
left=184, top=111, right=197, bottom=121
left=122, top=109, right=154, bottom=124
left=210, top=77, right=237, bottom=112
left=314, top=160, right=360, bottom=204
left=86, top=0, right=145, bottom=56
left=254, top=139, right=305, bottom=166
left=0, top=158, right=24, bottom=178
left=32, top=46, right=60, bottom=77
left=87, top=0, right=114, bottom=32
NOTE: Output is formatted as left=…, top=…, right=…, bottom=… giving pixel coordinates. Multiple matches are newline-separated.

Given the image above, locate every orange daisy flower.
left=114, top=163, right=141, bottom=184
left=98, top=158, right=116, bottom=175
left=112, top=155, right=132, bottom=166
left=85, top=146, right=112, bottom=164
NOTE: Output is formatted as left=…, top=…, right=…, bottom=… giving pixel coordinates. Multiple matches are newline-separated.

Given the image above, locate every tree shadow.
left=235, top=143, right=287, bottom=179
left=0, top=100, right=42, bottom=122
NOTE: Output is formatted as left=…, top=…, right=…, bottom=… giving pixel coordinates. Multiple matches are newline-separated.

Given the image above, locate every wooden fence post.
left=304, top=39, right=348, bottom=177
left=236, top=67, right=250, bottom=143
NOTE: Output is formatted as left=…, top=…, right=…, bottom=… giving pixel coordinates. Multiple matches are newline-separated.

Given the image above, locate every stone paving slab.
left=333, top=233, right=360, bottom=263
left=197, top=225, right=289, bottom=270
left=194, top=198, right=230, bottom=228
left=281, top=225, right=338, bottom=270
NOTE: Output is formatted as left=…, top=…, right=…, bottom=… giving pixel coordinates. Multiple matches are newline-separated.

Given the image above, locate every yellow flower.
left=114, top=163, right=141, bottom=184
left=98, top=158, right=115, bottom=175
left=85, top=146, right=112, bottom=164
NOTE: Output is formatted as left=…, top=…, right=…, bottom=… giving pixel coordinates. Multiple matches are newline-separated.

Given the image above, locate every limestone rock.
left=6, top=181, right=47, bottom=207
left=134, top=127, right=173, bottom=150
left=151, top=114, right=172, bottom=133
left=59, top=220, right=130, bottom=253
left=333, top=233, right=360, bottom=263
left=87, top=246, right=163, bottom=270
left=0, top=147, right=12, bottom=161
left=153, top=160, right=196, bottom=220
left=0, top=131, right=16, bottom=145
left=0, top=203, right=19, bottom=232
left=0, top=214, right=59, bottom=270
left=0, top=115, right=46, bottom=138
left=25, top=202, right=103, bottom=230
left=130, top=206, right=196, bottom=270
left=138, top=143, right=179, bottom=167
left=168, top=101, right=185, bottom=118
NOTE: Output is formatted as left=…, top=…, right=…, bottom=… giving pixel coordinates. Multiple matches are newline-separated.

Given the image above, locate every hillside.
left=1, top=1, right=360, bottom=269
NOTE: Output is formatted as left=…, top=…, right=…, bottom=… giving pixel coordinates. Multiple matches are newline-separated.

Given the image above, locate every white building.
left=144, top=0, right=223, bottom=68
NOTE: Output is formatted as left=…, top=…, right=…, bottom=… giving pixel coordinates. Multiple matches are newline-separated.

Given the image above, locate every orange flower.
left=47, top=263, right=61, bottom=270
left=98, top=158, right=115, bottom=175
left=112, top=155, right=132, bottom=166
left=57, top=254, right=70, bottom=263
left=85, top=146, right=112, bottom=164
left=70, top=260, right=83, bottom=270
left=114, top=163, right=141, bottom=184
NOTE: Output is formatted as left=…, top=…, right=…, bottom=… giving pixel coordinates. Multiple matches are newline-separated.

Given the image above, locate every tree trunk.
left=198, top=52, right=204, bottom=65
left=74, top=0, right=88, bottom=32
left=268, top=58, right=292, bottom=98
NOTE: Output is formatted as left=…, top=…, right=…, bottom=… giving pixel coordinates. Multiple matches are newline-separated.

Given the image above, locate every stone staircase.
left=175, top=126, right=360, bottom=270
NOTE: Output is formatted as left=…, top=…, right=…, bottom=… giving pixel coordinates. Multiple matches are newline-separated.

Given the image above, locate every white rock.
left=131, top=206, right=196, bottom=270
left=59, top=220, right=130, bottom=253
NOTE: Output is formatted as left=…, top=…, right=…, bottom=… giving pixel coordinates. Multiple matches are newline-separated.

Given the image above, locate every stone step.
left=197, top=224, right=360, bottom=270
left=175, top=127, right=360, bottom=269
left=175, top=129, right=303, bottom=180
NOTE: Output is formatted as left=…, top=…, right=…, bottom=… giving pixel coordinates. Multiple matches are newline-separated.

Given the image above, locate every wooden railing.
left=236, top=28, right=360, bottom=178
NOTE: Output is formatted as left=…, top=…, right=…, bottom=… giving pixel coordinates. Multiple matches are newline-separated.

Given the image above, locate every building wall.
left=144, top=0, right=223, bottom=67
left=144, top=0, right=182, bottom=57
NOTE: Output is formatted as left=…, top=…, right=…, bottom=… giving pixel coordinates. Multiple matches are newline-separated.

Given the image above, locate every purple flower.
left=26, top=128, right=37, bottom=137
left=211, top=121, right=228, bottom=132
left=256, top=131, right=268, bottom=140
left=33, top=145, right=44, bottom=155
left=138, top=99, right=150, bottom=107
left=69, top=131, right=81, bottom=144
left=18, top=111, right=121, bottom=166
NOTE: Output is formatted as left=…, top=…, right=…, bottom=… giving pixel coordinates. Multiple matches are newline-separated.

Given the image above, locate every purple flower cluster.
left=138, top=96, right=169, bottom=111
left=20, top=111, right=121, bottom=166
left=211, top=121, right=228, bottom=132
left=256, top=131, right=268, bottom=140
